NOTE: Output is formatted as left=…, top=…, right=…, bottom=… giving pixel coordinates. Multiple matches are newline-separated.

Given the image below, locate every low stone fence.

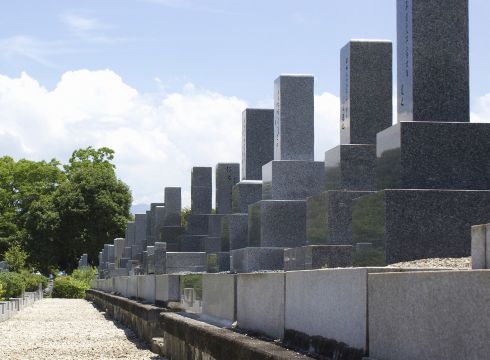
left=89, top=268, right=490, bottom=360
left=0, top=284, right=43, bottom=322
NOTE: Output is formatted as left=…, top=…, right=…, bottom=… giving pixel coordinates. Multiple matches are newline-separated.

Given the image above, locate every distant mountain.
left=130, top=203, right=150, bottom=216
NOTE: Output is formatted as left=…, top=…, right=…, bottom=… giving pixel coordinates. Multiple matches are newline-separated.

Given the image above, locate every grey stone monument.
left=154, top=206, right=165, bottom=243
left=232, top=180, right=262, bottom=214
left=191, top=167, right=212, bottom=214
left=150, top=203, right=165, bottom=236
left=340, top=40, right=392, bottom=144
left=113, top=238, right=125, bottom=268
left=216, top=163, right=240, bottom=215
left=126, top=222, right=135, bottom=247
left=221, top=214, right=248, bottom=251
left=274, top=75, right=314, bottom=161
left=242, top=109, right=274, bottom=180
left=396, top=0, right=469, bottom=123
left=164, top=187, right=182, bottom=226
left=154, top=242, right=167, bottom=275
left=134, top=214, right=146, bottom=246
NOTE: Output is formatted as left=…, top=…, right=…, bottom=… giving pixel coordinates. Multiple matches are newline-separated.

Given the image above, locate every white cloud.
left=0, top=70, right=340, bottom=208
left=471, top=94, right=490, bottom=123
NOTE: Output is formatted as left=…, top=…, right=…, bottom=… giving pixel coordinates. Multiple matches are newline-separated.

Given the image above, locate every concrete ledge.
left=161, top=312, right=315, bottom=360
left=85, top=289, right=167, bottom=342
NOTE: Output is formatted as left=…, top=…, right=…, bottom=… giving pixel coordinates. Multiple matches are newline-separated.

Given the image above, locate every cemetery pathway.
left=0, top=298, right=166, bottom=360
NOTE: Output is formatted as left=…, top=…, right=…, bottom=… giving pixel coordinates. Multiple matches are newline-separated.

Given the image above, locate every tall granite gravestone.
left=352, top=0, right=490, bottom=266
left=81, top=254, right=88, bottom=268
left=307, top=40, right=392, bottom=251
left=242, top=109, right=274, bottom=180
left=164, top=188, right=181, bottom=226
left=159, top=188, right=185, bottom=252
left=396, top=0, right=468, bottom=123
left=150, top=203, right=165, bottom=235
left=154, top=206, right=165, bottom=245
left=232, top=75, right=324, bottom=272
left=326, top=40, right=392, bottom=192
left=187, top=167, right=212, bottom=236
left=154, top=242, right=167, bottom=275
left=134, top=214, right=146, bottom=247
left=126, top=222, right=135, bottom=247
left=113, top=238, right=125, bottom=268
left=146, top=210, right=154, bottom=246
left=215, top=163, right=240, bottom=215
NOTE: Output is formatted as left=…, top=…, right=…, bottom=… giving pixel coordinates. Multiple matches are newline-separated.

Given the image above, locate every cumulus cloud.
left=471, top=94, right=490, bottom=123
left=0, top=70, right=340, bottom=208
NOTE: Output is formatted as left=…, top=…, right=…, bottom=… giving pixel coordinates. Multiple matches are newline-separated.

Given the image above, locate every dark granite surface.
left=262, top=160, right=324, bottom=200
left=230, top=247, right=285, bottom=273
left=324, top=145, right=376, bottom=191
left=159, top=226, right=185, bottom=244
left=153, top=206, right=165, bottom=241
left=397, top=0, right=469, bottom=122
left=126, top=221, right=135, bottom=247
left=232, top=180, right=262, bottom=213
left=242, top=109, right=274, bottom=180
left=340, top=40, right=392, bottom=145
left=180, top=235, right=208, bottom=253
left=146, top=210, right=152, bottom=237
left=215, top=163, right=240, bottom=214
left=191, top=167, right=212, bottom=214
left=352, top=189, right=490, bottom=265
left=221, top=214, right=249, bottom=251
left=247, top=201, right=262, bottom=247
left=207, top=214, right=226, bottom=237
left=376, top=122, right=490, bottom=190
left=164, top=187, right=182, bottom=226
left=284, top=245, right=353, bottom=271
left=150, top=203, right=165, bottom=236
left=261, top=200, right=307, bottom=248
left=274, top=75, right=314, bottom=161
left=206, top=252, right=230, bottom=273
left=307, top=190, right=374, bottom=246
left=200, top=237, right=221, bottom=254
left=187, top=214, right=210, bottom=235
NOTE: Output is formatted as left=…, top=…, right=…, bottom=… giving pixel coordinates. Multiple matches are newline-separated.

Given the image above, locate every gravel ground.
left=387, top=256, right=472, bottom=269
left=0, top=299, right=167, bottom=360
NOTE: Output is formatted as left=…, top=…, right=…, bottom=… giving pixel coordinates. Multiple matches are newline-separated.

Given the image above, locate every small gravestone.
left=150, top=203, right=165, bottom=236
left=154, top=242, right=167, bottom=275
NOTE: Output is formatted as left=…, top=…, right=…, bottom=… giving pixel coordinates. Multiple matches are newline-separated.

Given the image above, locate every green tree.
left=4, top=244, right=28, bottom=272
left=24, top=147, right=132, bottom=274
left=0, top=156, right=65, bottom=258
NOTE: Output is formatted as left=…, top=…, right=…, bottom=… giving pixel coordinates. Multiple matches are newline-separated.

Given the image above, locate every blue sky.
left=1, top=0, right=490, bottom=208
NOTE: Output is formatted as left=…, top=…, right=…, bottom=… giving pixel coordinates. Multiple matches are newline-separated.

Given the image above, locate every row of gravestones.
left=91, top=0, right=490, bottom=278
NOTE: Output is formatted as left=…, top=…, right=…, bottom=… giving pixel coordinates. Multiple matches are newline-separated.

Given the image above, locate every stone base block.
left=202, top=274, right=236, bottom=326
left=208, top=214, right=226, bottom=237
left=284, top=245, right=353, bottom=271
left=207, top=252, right=230, bottom=273
left=109, top=268, right=130, bottom=277
left=179, top=235, right=208, bottom=252
left=221, top=214, right=248, bottom=252
left=306, top=190, right=374, bottom=245
left=187, top=214, right=210, bottom=235
left=166, top=252, right=207, bottom=274
left=377, top=122, right=490, bottom=190
left=352, top=189, right=490, bottom=266
left=230, top=247, right=286, bottom=273
left=120, top=258, right=131, bottom=269
left=159, top=226, right=185, bottom=244
left=324, top=144, right=376, bottom=191
left=200, top=237, right=221, bottom=254
left=232, top=181, right=262, bottom=213
left=261, top=200, right=307, bottom=248
left=262, top=160, right=325, bottom=200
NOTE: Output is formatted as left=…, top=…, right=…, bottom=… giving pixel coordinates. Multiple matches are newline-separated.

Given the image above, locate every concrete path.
left=0, top=298, right=166, bottom=359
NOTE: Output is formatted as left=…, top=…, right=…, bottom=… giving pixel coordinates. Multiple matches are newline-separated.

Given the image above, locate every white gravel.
left=387, top=256, right=472, bottom=269
left=0, top=299, right=166, bottom=360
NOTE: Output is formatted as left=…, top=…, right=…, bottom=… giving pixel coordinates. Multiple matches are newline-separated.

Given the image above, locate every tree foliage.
left=0, top=147, right=133, bottom=275
left=4, top=244, right=28, bottom=272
